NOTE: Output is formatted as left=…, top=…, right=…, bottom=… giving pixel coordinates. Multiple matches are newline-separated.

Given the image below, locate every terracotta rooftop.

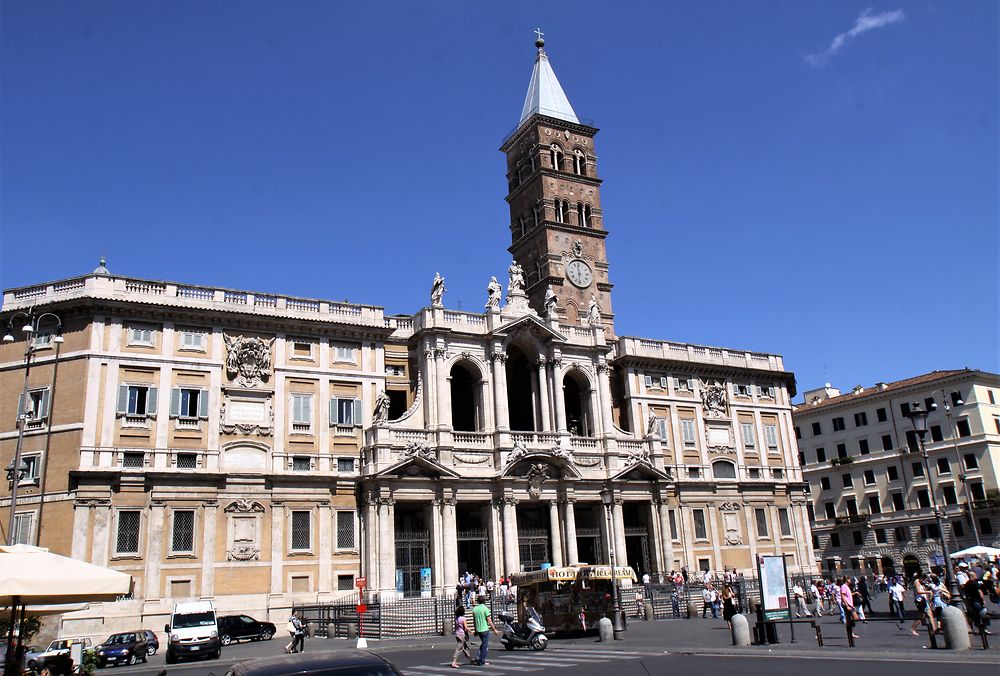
left=793, top=369, right=983, bottom=414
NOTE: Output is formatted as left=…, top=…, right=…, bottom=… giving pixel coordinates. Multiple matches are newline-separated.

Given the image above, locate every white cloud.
left=806, top=8, right=906, bottom=68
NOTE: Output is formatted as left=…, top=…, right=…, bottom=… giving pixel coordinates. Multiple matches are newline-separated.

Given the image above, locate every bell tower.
left=500, top=33, right=614, bottom=333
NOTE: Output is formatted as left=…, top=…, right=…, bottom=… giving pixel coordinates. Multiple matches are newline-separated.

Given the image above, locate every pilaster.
left=270, top=502, right=285, bottom=594
left=548, top=500, right=564, bottom=567
left=563, top=498, right=579, bottom=564
left=145, top=502, right=165, bottom=599
left=200, top=501, right=217, bottom=597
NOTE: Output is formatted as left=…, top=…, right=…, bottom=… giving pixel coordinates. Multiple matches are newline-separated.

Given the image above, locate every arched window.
left=519, top=214, right=528, bottom=238
left=533, top=204, right=542, bottom=226
left=450, top=361, right=482, bottom=432
left=550, top=144, right=564, bottom=171
left=573, top=149, right=585, bottom=175
left=529, top=151, right=536, bottom=172
left=712, top=460, right=737, bottom=480
left=563, top=371, right=594, bottom=436
left=555, top=199, right=566, bottom=223
left=576, top=203, right=584, bottom=227
left=582, top=204, right=592, bottom=227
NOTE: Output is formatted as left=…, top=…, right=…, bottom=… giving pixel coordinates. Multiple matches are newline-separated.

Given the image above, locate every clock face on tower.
left=566, top=259, right=593, bottom=288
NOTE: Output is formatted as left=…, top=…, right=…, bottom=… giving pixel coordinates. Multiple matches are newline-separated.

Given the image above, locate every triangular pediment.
left=492, top=314, right=566, bottom=343
left=611, top=461, right=672, bottom=482
left=376, top=454, right=460, bottom=480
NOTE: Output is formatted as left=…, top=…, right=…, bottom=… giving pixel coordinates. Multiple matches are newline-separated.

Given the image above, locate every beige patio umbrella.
left=1, top=545, right=132, bottom=676
left=0, top=544, right=132, bottom=605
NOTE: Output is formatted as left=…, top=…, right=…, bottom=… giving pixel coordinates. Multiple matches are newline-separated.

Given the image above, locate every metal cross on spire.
left=534, top=28, right=544, bottom=41
left=534, top=27, right=545, bottom=49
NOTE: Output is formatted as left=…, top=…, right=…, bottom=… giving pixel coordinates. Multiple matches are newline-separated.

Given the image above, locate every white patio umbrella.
left=0, top=544, right=132, bottom=605
left=949, top=545, right=1000, bottom=559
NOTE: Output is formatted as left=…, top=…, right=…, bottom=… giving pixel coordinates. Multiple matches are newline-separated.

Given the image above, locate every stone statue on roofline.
left=507, top=261, right=525, bottom=296
left=430, top=272, right=445, bottom=307
left=486, top=276, right=502, bottom=309
left=543, top=284, right=558, bottom=318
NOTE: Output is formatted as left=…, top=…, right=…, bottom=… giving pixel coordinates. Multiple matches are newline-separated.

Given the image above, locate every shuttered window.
left=329, top=398, right=362, bottom=426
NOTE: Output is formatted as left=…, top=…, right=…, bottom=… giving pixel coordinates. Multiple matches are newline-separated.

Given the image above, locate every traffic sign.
left=356, top=577, right=367, bottom=589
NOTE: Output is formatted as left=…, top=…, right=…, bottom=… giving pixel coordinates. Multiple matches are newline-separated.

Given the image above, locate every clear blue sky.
left=2, top=1, right=997, bottom=395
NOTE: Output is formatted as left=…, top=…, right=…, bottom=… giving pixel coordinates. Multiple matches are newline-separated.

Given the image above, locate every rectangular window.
left=171, top=510, right=195, bottom=553
left=12, top=513, right=33, bottom=545
left=176, top=453, right=197, bottom=469
left=643, top=375, right=653, bottom=388
left=291, top=341, right=313, bottom=359
left=943, top=485, right=957, bottom=505
left=292, top=456, right=311, bottom=472
left=921, top=524, right=940, bottom=540
left=653, top=417, right=669, bottom=441
left=337, top=458, right=355, bottom=473
left=755, top=508, right=769, bottom=538
left=824, top=502, right=835, bottom=519
left=989, top=390, right=996, bottom=405
left=951, top=391, right=963, bottom=407
left=681, top=419, right=696, bottom=445
left=894, top=526, right=908, bottom=542
left=688, top=467, right=701, bottom=479
left=917, top=489, right=931, bottom=509
left=794, top=426, right=801, bottom=440
left=333, top=343, right=358, bottom=362
left=798, top=451, right=805, bottom=466
left=832, top=417, right=845, bottom=432
left=887, top=465, right=899, bottom=481
left=876, top=407, right=887, bottom=423
left=116, top=510, right=141, bottom=554
left=20, top=455, right=41, bottom=484
left=668, top=510, right=678, bottom=539
left=128, top=325, right=155, bottom=346
left=692, top=509, right=707, bottom=539
left=980, top=518, right=994, bottom=535
left=854, top=412, right=868, bottom=427
left=772, top=468, right=784, bottom=480
left=123, top=451, right=145, bottom=468
left=812, top=422, right=822, bottom=436
left=830, top=532, right=840, bottom=548
left=963, top=453, right=979, bottom=470
left=846, top=498, right=858, bottom=516
left=863, top=470, right=875, bottom=485
left=807, top=504, right=815, bottom=522
left=764, top=424, right=778, bottom=448
left=852, top=530, right=864, bottom=546
left=858, top=438, right=869, bottom=455
left=179, top=330, right=206, bottom=350
left=970, top=482, right=986, bottom=501
left=674, top=377, right=694, bottom=392
left=905, top=430, right=919, bottom=452
left=891, top=492, right=905, bottom=511
left=291, top=394, right=312, bottom=429
left=820, top=476, right=831, bottom=490
left=930, top=425, right=943, bottom=442
left=170, top=388, right=208, bottom=419
left=956, top=418, right=971, bottom=437
left=290, top=511, right=311, bottom=551
left=881, top=434, right=893, bottom=451
left=118, top=384, right=158, bottom=417
left=912, top=461, right=924, bottom=477
left=336, top=511, right=356, bottom=549
left=837, top=443, right=847, bottom=458
left=16, top=388, right=51, bottom=422
left=924, top=397, right=936, bottom=412
left=875, top=528, right=887, bottom=544
left=330, top=397, right=362, bottom=426
left=842, top=473, right=853, bottom=488
left=337, top=575, right=355, bottom=591
left=953, top=520, right=965, bottom=537
left=868, top=495, right=882, bottom=514
left=899, top=402, right=911, bottom=416
left=995, top=417, right=1000, bottom=434
left=741, top=422, right=756, bottom=447
left=937, top=457, right=950, bottom=475
left=815, top=447, right=826, bottom=462
left=778, top=508, right=791, bottom=537
left=659, top=376, right=668, bottom=388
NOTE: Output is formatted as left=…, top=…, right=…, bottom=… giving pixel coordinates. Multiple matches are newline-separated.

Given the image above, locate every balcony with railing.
left=616, top=336, right=786, bottom=372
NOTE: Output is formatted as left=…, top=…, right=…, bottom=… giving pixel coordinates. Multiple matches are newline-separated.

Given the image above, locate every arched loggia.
left=563, top=370, right=594, bottom=437
left=506, top=344, right=537, bottom=431
left=450, top=360, right=483, bottom=431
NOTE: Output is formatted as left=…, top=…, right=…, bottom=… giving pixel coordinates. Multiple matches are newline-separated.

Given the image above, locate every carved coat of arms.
left=701, top=381, right=729, bottom=419
left=224, top=334, right=275, bottom=388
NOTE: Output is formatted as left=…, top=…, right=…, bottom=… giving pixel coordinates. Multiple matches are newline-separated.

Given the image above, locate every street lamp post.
left=600, top=485, right=626, bottom=640
left=938, top=391, right=981, bottom=547
left=3, top=309, right=63, bottom=546
left=904, top=402, right=962, bottom=605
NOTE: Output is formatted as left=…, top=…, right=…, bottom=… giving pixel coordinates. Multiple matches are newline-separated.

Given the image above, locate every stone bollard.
left=346, top=622, right=357, bottom=640
left=306, top=622, right=317, bottom=638
left=941, top=606, right=971, bottom=650
left=730, top=614, right=751, bottom=646
left=444, top=616, right=454, bottom=636
left=643, top=602, right=654, bottom=621
left=687, top=601, right=699, bottom=619
left=598, top=617, right=613, bottom=642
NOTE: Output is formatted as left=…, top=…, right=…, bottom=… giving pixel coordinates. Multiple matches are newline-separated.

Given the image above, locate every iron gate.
left=395, top=530, right=430, bottom=596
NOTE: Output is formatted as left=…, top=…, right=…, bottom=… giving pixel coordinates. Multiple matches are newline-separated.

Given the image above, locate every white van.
left=164, top=600, right=221, bottom=663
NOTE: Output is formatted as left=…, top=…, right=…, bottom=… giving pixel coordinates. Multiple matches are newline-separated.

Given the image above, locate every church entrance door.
left=457, top=529, right=489, bottom=580
left=395, top=530, right=430, bottom=596
left=625, top=527, right=651, bottom=577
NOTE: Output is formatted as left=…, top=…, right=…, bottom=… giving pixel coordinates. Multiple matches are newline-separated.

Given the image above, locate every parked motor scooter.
left=499, top=607, right=547, bottom=651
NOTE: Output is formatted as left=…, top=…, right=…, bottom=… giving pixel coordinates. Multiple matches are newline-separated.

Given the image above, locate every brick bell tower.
left=500, top=32, right=614, bottom=334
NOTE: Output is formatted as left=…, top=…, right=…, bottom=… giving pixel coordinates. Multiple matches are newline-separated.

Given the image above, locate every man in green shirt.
left=471, top=595, right=499, bottom=666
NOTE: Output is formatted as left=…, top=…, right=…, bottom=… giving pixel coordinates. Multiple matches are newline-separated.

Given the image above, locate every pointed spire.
left=518, top=30, right=579, bottom=127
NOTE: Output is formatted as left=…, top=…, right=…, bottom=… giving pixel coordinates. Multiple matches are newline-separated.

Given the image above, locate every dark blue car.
left=95, top=632, right=149, bottom=668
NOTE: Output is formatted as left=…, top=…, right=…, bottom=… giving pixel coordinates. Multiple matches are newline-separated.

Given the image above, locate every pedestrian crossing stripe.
left=402, top=648, right=662, bottom=675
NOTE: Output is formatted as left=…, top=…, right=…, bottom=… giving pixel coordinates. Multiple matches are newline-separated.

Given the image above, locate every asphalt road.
left=102, top=638, right=991, bottom=676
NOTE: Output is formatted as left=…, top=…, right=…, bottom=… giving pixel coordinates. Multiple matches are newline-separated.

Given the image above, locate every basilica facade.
left=0, top=39, right=813, bottom=634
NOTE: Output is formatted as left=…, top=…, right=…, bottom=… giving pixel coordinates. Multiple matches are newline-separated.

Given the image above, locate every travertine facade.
left=0, top=39, right=814, bottom=635
left=794, top=370, right=1000, bottom=577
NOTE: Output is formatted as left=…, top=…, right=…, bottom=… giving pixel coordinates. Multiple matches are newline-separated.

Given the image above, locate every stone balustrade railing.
left=617, top=336, right=786, bottom=372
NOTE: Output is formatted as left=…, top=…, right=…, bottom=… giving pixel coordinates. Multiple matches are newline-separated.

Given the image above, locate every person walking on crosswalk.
left=471, top=595, right=500, bottom=666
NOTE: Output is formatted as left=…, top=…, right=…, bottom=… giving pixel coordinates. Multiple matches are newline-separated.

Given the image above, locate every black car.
left=95, top=632, right=149, bottom=668
left=217, top=615, right=277, bottom=645
left=226, top=651, right=401, bottom=676
left=141, top=630, right=159, bottom=656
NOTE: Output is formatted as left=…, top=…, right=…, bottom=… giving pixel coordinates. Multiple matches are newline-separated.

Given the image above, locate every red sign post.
left=355, top=577, right=367, bottom=641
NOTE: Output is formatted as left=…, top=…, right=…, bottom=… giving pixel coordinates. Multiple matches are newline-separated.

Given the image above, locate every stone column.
left=200, top=502, right=218, bottom=597
left=90, top=501, right=112, bottom=567
left=271, top=502, right=285, bottom=594
left=597, top=363, right=615, bottom=436
left=436, top=349, right=451, bottom=430
left=378, top=498, right=397, bottom=597
left=563, top=499, right=579, bottom=564
left=442, top=497, right=459, bottom=589
left=430, top=497, right=444, bottom=595
left=318, top=502, right=332, bottom=592
left=502, top=498, right=520, bottom=575
left=145, top=502, right=165, bottom=599
left=658, top=501, right=676, bottom=574
left=549, top=500, right=564, bottom=567
left=649, top=501, right=664, bottom=576
left=491, top=351, right=509, bottom=431
left=613, top=500, right=628, bottom=569
left=424, top=345, right=437, bottom=428
left=552, top=362, right=567, bottom=433
left=598, top=503, right=611, bottom=565
left=536, top=359, right=551, bottom=431
left=362, top=494, right=378, bottom=589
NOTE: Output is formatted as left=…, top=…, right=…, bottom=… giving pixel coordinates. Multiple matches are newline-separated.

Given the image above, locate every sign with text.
left=355, top=577, right=367, bottom=589
left=758, top=554, right=790, bottom=621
